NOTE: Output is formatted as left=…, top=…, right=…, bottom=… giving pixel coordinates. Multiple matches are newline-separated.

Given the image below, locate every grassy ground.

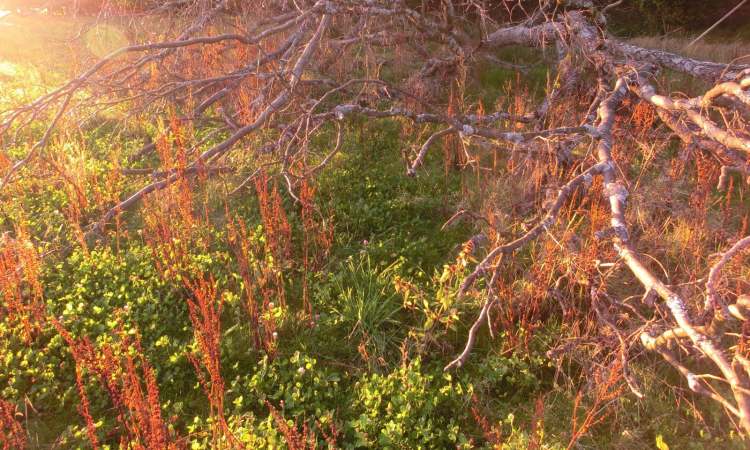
left=627, top=35, right=750, bottom=64
left=1, top=11, right=749, bottom=449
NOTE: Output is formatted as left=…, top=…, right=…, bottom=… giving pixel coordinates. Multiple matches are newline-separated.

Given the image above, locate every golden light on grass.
left=85, top=24, right=129, bottom=58
left=629, top=35, right=750, bottom=64
left=0, top=61, right=18, bottom=77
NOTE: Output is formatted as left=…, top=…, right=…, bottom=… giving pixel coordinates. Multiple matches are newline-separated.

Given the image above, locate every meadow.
left=1, top=6, right=749, bottom=449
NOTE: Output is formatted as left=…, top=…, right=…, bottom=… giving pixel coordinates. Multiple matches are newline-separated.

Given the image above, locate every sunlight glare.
left=85, top=24, right=129, bottom=58
left=0, top=61, right=18, bottom=77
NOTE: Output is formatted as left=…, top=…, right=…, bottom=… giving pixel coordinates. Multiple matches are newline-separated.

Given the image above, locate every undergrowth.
left=0, top=12, right=748, bottom=450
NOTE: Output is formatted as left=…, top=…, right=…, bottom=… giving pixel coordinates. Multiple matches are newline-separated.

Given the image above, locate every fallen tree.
left=2, top=0, right=750, bottom=438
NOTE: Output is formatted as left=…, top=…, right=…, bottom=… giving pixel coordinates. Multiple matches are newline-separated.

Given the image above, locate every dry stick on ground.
left=591, top=285, right=644, bottom=399
left=704, top=235, right=750, bottom=320
left=448, top=8, right=750, bottom=434
left=3, top=0, right=750, bottom=437
left=445, top=161, right=605, bottom=370
left=597, top=74, right=750, bottom=433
